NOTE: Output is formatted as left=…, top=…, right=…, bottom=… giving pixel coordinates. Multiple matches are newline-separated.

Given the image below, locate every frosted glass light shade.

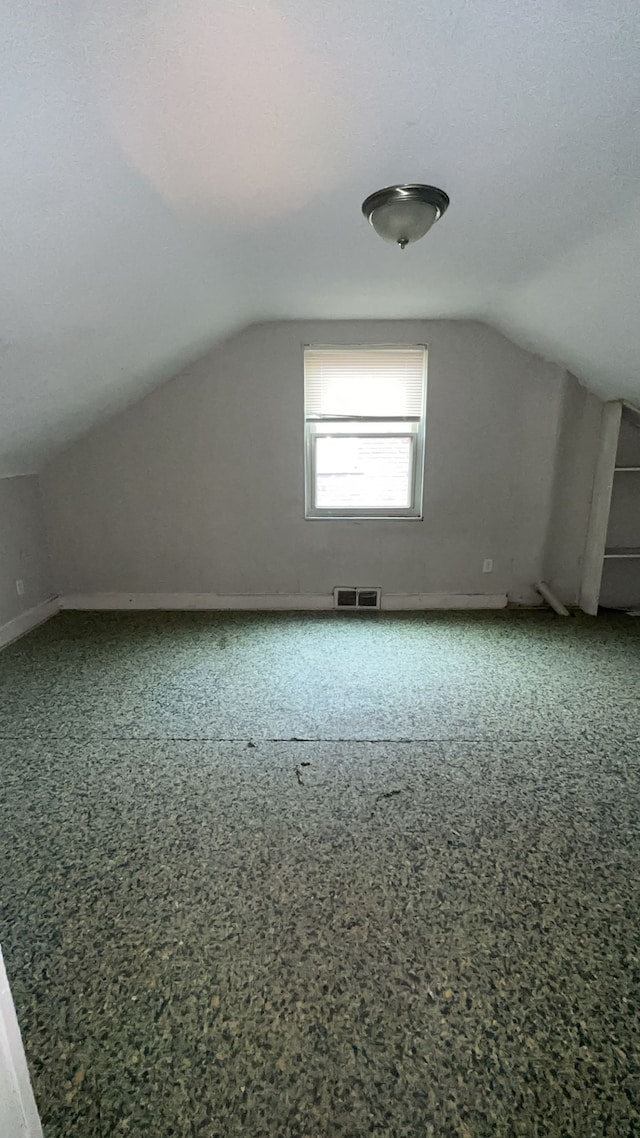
left=362, top=184, right=449, bottom=249
left=369, top=198, right=438, bottom=245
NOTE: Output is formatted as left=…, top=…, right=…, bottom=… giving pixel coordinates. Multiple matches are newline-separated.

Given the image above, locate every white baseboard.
left=0, top=597, right=59, bottom=650
left=384, top=593, right=507, bottom=610
left=61, top=593, right=333, bottom=611
left=59, top=592, right=508, bottom=612
left=0, top=946, right=44, bottom=1137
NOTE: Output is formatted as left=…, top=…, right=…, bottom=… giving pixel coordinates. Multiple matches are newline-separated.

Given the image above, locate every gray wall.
left=543, top=374, right=603, bottom=605
left=42, top=320, right=571, bottom=604
left=0, top=476, right=53, bottom=627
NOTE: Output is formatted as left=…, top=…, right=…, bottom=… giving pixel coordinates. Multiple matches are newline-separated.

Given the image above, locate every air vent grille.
left=333, top=587, right=381, bottom=610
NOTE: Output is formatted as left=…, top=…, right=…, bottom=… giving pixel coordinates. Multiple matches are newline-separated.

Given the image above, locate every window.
left=304, top=345, right=427, bottom=518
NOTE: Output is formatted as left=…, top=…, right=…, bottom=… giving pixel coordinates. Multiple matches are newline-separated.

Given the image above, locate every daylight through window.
left=304, top=346, right=427, bottom=518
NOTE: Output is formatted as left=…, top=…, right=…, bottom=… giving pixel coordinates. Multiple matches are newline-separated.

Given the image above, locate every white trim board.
left=0, top=947, right=43, bottom=1138
left=60, top=593, right=508, bottom=612
left=0, top=598, right=59, bottom=651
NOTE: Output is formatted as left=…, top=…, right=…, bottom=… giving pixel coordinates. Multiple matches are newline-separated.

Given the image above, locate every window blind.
left=304, top=346, right=426, bottom=419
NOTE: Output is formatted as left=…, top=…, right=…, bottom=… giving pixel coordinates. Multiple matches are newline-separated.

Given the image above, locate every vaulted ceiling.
left=2, top=0, right=640, bottom=474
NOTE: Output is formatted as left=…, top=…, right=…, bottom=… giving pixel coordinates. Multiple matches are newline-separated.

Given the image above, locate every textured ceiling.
left=2, top=0, right=640, bottom=473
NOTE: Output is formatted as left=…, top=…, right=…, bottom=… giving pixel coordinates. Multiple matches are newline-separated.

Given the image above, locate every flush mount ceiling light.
left=361, top=183, right=450, bottom=250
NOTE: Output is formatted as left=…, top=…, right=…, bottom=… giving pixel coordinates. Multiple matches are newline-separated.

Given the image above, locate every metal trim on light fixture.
left=361, top=183, right=450, bottom=249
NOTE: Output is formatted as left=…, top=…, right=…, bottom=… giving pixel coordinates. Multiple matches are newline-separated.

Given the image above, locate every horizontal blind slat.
left=304, top=346, right=426, bottom=418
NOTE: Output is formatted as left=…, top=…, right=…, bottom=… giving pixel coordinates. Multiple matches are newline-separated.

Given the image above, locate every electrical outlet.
left=482, top=559, right=493, bottom=574
left=15, top=579, right=25, bottom=596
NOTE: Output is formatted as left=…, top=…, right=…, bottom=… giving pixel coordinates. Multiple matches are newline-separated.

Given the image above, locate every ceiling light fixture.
left=362, top=183, right=450, bottom=250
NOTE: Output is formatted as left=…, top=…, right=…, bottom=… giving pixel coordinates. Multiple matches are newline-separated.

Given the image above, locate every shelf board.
left=604, top=547, right=640, bottom=559
left=614, top=466, right=640, bottom=472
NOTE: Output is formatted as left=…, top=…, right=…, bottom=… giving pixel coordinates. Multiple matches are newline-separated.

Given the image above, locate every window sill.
left=305, top=514, right=424, bottom=521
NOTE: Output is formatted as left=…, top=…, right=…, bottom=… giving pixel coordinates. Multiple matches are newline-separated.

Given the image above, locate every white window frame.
left=304, top=345, right=427, bottom=520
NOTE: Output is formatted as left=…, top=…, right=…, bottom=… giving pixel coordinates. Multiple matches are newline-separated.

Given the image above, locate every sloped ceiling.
left=2, top=0, right=640, bottom=474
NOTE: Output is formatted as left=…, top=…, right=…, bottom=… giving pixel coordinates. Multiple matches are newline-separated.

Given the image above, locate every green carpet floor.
left=1, top=610, right=639, bottom=1136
